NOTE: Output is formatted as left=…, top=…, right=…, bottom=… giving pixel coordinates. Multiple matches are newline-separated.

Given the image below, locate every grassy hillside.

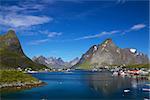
left=76, top=61, right=149, bottom=70
left=77, top=61, right=92, bottom=70
left=126, top=64, right=149, bottom=68
left=0, top=30, right=47, bottom=70
left=0, top=49, right=47, bottom=70
left=0, top=70, right=39, bottom=84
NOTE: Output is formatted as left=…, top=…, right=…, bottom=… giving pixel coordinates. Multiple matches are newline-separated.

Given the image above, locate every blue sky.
left=0, top=0, right=149, bottom=61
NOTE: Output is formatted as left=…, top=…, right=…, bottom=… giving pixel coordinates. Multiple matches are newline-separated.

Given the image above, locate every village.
left=17, top=64, right=150, bottom=80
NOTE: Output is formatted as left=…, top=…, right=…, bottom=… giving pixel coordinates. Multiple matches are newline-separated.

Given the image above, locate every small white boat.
left=144, top=98, right=150, bottom=100
left=27, top=70, right=38, bottom=73
left=112, top=72, right=118, bottom=76
left=145, top=84, right=150, bottom=86
left=124, top=89, right=130, bottom=92
left=92, top=68, right=98, bottom=72
left=142, top=88, right=150, bottom=92
left=120, top=72, right=126, bottom=76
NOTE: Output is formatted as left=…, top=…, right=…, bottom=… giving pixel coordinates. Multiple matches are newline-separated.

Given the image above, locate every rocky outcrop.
left=76, top=39, right=149, bottom=69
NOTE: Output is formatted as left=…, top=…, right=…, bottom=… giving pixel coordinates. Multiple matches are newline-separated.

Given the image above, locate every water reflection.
left=86, top=71, right=148, bottom=96
left=1, top=71, right=149, bottom=100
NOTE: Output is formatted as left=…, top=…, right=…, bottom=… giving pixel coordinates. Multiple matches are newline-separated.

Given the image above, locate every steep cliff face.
left=0, top=30, right=24, bottom=54
left=0, top=30, right=47, bottom=70
left=76, top=39, right=149, bottom=69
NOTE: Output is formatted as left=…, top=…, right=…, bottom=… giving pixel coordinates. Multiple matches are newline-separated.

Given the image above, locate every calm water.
left=1, top=71, right=150, bottom=100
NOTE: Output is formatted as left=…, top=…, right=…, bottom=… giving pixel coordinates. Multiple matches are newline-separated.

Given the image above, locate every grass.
left=77, top=61, right=92, bottom=70
left=126, top=64, right=149, bottom=69
left=77, top=61, right=149, bottom=70
left=0, top=30, right=47, bottom=70
left=0, top=49, right=47, bottom=70
left=0, top=70, right=39, bottom=84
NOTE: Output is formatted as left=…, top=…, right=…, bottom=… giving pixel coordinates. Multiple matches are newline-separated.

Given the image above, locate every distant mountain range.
left=32, top=56, right=79, bottom=69
left=0, top=30, right=47, bottom=70
left=75, top=39, right=149, bottom=69
left=0, top=30, right=148, bottom=70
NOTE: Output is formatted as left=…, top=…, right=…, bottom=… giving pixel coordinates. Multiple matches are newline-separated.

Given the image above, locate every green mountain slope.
left=0, top=30, right=47, bottom=70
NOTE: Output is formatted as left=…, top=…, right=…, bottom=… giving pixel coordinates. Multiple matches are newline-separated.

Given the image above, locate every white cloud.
left=0, top=1, right=46, bottom=13
left=122, top=24, right=146, bottom=34
left=39, top=30, right=62, bottom=38
left=1, top=5, right=26, bottom=13
left=47, top=32, right=62, bottom=38
left=74, top=23, right=147, bottom=41
left=130, top=24, right=146, bottom=31
left=101, top=30, right=120, bottom=35
left=29, top=39, right=49, bottom=45
left=75, top=30, right=120, bottom=40
left=0, top=1, right=52, bottom=28
left=0, top=14, right=52, bottom=28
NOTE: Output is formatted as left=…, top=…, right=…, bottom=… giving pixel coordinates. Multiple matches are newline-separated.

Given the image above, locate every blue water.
left=1, top=71, right=150, bottom=100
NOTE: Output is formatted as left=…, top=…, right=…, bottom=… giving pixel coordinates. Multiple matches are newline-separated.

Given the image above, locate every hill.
left=0, top=30, right=47, bottom=70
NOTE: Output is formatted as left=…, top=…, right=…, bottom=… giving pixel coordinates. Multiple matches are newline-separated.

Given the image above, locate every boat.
left=124, top=89, right=130, bottom=92
left=142, top=88, right=150, bottom=92
left=112, top=72, right=118, bottom=76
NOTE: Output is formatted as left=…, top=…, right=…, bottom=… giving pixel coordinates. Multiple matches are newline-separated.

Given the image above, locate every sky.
left=0, top=0, right=149, bottom=61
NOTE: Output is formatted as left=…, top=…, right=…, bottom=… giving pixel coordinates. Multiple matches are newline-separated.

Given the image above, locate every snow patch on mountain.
left=130, top=48, right=136, bottom=53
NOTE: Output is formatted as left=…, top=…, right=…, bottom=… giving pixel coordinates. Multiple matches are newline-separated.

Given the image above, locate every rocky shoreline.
left=0, top=70, right=47, bottom=91
left=0, top=81, right=46, bottom=91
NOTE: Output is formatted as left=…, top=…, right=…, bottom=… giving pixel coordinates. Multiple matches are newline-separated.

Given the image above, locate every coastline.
left=0, top=70, right=46, bottom=91
left=0, top=81, right=46, bottom=91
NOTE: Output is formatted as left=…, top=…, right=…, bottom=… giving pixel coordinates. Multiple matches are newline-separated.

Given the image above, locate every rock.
left=32, top=56, right=79, bottom=69
left=76, top=38, right=149, bottom=69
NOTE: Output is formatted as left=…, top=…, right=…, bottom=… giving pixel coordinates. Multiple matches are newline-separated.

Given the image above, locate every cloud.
left=28, top=31, right=62, bottom=45
left=0, top=0, right=47, bottom=12
left=0, top=14, right=52, bottom=28
left=74, top=23, right=146, bottom=41
left=1, top=5, right=43, bottom=13
left=39, top=30, right=62, bottom=38
left=29, top=39, right=49, bottom=45
left=47, top=32, right=62, bottom=38
left=75, top=30, right=120, bottom=40
left=130, top=24, right=146, bottom=31
left=123, top=24, right=146, bottom=34
left=0, top=1, right=53, bottom=28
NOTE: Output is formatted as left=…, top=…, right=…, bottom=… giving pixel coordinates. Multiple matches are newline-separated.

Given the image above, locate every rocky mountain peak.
left=100, top=38, right=116, bottom=48
left=0, top=30, right=23, bottom=54
left=32, top=56, right=80, bottom=69
left=3, top=29, right=18, bottom=40
left=7, top=29, right=16, bottom=35
left=76, top=38, right=149, bottom=69
left=103, top=38, right=112, bottom=43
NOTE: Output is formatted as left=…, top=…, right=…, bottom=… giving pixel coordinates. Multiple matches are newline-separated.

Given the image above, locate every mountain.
left=0, top=30, right=47, bottom=70
left=69, top=57, right=80, bottom=66
left=75, top=39, right=149, bottom=69
left=32, top=56, right=79, bottom=69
